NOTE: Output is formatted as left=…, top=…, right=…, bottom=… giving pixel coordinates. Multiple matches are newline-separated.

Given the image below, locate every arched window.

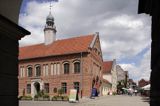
left=74, top=62, right=80, bottom=73
left=64, top=63, right=69, bottom=74
left=35, top=65, right=41, bottom=77
left=27, top=67, right=32, bottom=77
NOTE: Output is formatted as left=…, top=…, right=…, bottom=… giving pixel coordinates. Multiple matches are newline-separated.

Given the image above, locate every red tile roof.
left=19, top=35, right=94, bottom=60
left=103, top=61, right=113, bottom=74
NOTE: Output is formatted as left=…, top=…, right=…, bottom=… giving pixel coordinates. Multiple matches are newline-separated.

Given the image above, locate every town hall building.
left=18, top=11, right=103, bottom=98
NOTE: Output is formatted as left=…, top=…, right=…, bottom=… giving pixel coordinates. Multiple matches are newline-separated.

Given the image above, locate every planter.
left=62, top=96, right=69, bottom=101
left=34, top=98, right=38, bottom=101
left=56, top=96, right=63, bottom=101
left=38, top=97, right=43, bottom=101
left=43, top=98, right=50, bottom=101
left=19, top=96, right=33, bottom=101
left=52, top=97, right=57, bottom=101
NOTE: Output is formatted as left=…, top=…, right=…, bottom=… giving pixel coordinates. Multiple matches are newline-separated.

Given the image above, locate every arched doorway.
left=34, top=82, right=40, bottom=95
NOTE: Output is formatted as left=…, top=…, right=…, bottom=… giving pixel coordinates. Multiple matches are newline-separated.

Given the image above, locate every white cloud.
left=120, top=48, right=151, bottom=82
left=19, top=0, right=151, bottom=81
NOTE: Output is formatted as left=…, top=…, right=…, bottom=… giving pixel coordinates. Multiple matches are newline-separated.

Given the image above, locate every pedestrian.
left=129, top=88, right=133, bottom=96
left=134, top=89, right=138, bottom=96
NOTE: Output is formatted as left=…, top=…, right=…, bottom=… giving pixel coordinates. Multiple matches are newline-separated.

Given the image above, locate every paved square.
left=19, top=95, right=149, bottom=106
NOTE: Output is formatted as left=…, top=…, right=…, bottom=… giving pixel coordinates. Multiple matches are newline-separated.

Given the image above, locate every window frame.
left=64, top=63, right=69, bottom=74
left=27, top=84, right=31, bottom=94
left=27, top=66, right=32, bottom=77
left=74, top=62, right=80, bottom=74
left=44, top=83, right=49, bottom=93
left=74, top=82, right=80, bottom=93
left=35, top=65, right=41, bottom=77
left=61, top=82, right=67, bottom=94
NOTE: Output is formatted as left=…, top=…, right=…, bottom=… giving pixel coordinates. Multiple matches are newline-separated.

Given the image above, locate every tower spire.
left=43, top=2, right=57, bottom=45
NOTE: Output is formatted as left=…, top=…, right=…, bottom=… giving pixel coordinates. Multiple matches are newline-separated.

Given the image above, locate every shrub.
left=51, top=95, right=69, bottom=101
left=58, top=89, right=64, bottom=96
left=63, top=96, right=69, bottom=101
left=52, top=96, right=57, bottom=101
left=20, top=96, right=32, bottom=100
left=43, top=94, right=50, bottom=98
left=112, top=92, right=117, bottom=95
left=34, top=95, right=38, bottom=98
left=56, top=95, right=63, bottom=101
left=37, top=90, right=44, bottom=97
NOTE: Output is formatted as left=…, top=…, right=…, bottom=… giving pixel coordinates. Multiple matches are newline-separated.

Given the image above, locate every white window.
left=20, top=67, right=25, bottom=77
left=46, top=65, right=49, bottom=76
left=51, top=63, right=54, bottom=75
left=54, top=64, right=56, bottom=75
left=43, top=65, right=46, bottom=76
left=43, top=64, right=49, bottom=76
left=23, top=68, right=25, bottom=77
left=57, top=63, right=60, bottom=75
left=20, top=67, right=23, bottom=77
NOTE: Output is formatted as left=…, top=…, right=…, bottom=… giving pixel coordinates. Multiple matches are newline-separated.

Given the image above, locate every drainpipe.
left=80, top=52, right=83, bottom=98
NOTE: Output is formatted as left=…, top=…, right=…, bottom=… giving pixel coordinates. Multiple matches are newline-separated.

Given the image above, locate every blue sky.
left=19, top=0, right=151, bottom=82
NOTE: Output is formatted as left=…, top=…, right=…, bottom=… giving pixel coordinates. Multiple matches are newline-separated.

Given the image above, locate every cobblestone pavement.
left=19, top=95, right=149, bottom=106
left=75, top=95, right=149, bottom=106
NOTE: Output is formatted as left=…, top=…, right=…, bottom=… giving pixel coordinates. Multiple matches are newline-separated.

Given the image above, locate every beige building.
left=102, top=59, right=117, bottom=95
left=116, top=65, right=126, bottom=82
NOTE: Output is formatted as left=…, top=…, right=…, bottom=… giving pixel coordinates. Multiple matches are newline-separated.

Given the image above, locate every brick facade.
left=138, top=79, right=150, bottom=88
left=18, top=35, right=103, bottom=98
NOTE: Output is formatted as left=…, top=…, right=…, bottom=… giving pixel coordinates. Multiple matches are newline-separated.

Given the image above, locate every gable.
left=90, top=35, right=103, bottom=58
left=103, top=61, right=113, bottom=74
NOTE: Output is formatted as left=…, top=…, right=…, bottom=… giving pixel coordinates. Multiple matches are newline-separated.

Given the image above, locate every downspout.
left=80, top=52, right=83, bottom=98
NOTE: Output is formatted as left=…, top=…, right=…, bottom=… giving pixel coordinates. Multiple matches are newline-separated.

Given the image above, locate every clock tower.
left=44, top=11, right=57, bottom=45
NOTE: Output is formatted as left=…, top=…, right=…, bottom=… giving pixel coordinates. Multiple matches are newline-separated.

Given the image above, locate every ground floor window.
left=74, top=82, right=80, bottom=93
left=27, top=84, right=31, bottom=94
left=44, top=83, right=49, bottom=93
left=61, top=82, right=67, bottom=93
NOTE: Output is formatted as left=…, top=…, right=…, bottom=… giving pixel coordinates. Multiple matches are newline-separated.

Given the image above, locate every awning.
left=142, top=84, right=150, bottom=90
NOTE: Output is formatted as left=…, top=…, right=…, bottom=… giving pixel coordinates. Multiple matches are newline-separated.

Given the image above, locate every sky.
left=19, top=0, right=151, bottom=82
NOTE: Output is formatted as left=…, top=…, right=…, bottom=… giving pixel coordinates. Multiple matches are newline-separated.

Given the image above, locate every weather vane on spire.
left=49, top=0, right=58, bottom=12
left=49, top=2, right=52, bottom=12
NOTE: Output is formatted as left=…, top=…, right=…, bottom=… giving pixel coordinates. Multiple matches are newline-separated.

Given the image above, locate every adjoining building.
left=116, top=65, right=126, bottom=82
left=138, top=79, right=150, bottom=88
left=102, top=59, right=117, bottom=95
left=18, top=11, right=103, bottom=98
left=102, top=60, right=128, bottom=95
